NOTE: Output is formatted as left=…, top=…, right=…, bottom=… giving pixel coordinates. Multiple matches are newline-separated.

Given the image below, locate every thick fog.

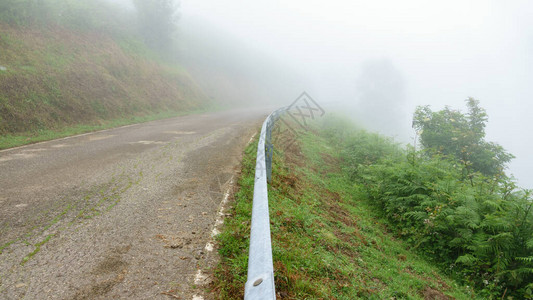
left=177, top=1, right=533, bottom=189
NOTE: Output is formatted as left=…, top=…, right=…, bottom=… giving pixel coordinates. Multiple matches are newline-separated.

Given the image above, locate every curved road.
left=0, top=108, right=267, bottom=299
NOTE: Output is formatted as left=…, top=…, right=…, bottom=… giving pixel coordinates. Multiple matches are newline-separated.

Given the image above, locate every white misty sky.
left=181, top=0, right=533, bottom=189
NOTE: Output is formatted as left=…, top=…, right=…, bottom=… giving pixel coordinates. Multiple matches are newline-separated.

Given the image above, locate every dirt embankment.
left=0, top=24, right=208, bottom=135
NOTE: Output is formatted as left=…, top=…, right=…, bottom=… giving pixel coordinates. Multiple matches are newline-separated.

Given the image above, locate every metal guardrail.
left=244, top=107, right=287, bottom=300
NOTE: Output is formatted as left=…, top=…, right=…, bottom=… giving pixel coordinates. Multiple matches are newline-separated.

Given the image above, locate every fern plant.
left=323, top=113, right=533, bottom=298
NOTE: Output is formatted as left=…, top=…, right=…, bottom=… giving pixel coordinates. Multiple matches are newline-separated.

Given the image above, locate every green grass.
left=212, top=123, right=473, bottom=299
left=116, top=37, right=166, bottom=64
left=21, top=234, right=54, bottom=265
left=0, top=239, right=18, bottom=255
left=0, top=24, right=212, bottom=139
left=0, top=107, right=212, bottom=150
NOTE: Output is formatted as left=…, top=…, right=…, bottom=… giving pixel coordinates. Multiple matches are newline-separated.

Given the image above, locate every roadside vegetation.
left=213, top=99, right=532, bottom=299
left=0, top=0, right=209, bottom=149
left=339, top=99, right=532, bottom=298
left=212, top=122, right=471, bottom=299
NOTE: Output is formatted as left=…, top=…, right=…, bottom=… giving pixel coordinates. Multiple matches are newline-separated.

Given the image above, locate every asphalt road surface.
left=0, top=108, right=267, bottom=299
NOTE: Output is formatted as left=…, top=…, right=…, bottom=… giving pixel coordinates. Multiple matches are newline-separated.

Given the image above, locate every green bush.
left=361, top=152, right=532, bottom=298
left=341, top=130, right=401, bottom=180
left=323, top=116, right=533, bottom=298
left=0, top=0, right=136, bottom=37
left=413, top=98, right=514, bottom=178
left=0, top=0, right=180, bottom=55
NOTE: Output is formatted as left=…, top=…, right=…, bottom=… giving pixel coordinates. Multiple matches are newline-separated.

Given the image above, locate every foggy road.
left=0, top=108, right=267, bottom=299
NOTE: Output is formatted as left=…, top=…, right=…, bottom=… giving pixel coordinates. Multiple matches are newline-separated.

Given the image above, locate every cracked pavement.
left=0, top=108, right=267, bottom=299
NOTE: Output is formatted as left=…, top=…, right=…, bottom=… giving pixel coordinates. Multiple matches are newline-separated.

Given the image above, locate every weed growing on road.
left=0, top=172, right=140, bottom=265
left=21, top=234, right=54, bottom=265
left=0, top=239, right=17, bottom=255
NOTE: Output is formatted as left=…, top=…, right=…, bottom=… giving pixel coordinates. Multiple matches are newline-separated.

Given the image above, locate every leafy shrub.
left=320, top=115, right=401, bottom=179
left=0, top=0, right=179, bottom=55
left=341, top=130, right=400, bottom=180
left=132, top=0, right=179, bottom=51
left=413, top=98, right=514, bottom=178
left=361, top=152, right=533, bottom=298
left=0, top=0, right=49, bottom=25
left=323, top=115, right=533, bottom=298
left=0, top=0, right=132, bottom=34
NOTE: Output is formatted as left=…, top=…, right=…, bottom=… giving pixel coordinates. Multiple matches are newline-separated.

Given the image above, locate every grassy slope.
left=212, top=124, right=473, bottom=299
left=0, top=23, right=210, bottom=149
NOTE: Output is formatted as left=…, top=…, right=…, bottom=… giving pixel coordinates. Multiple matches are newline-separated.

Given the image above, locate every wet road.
left=0, top=108, right=267, bottom=299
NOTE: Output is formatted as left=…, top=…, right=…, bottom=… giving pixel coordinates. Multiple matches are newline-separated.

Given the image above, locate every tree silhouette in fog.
left=133, top=0, right=179, bottom=51
left=355, top=59, right=407, bottom=139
